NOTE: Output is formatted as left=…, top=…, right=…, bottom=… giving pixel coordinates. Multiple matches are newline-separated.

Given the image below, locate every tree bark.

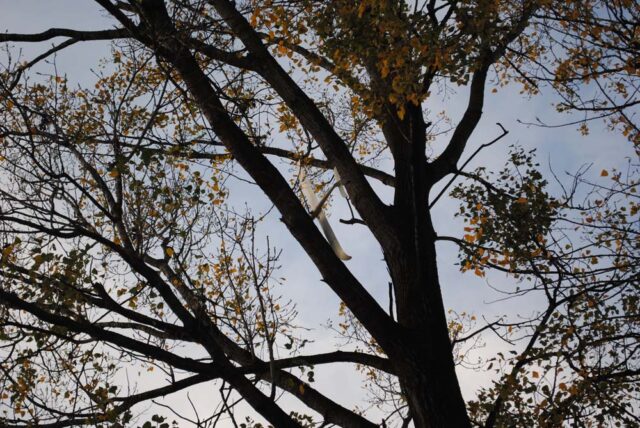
left=384, top=104, right=472, bottom=428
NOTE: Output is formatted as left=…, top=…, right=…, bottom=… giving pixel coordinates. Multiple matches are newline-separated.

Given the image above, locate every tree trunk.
left=389, top=233, right=472, bottom=428
left=396, top=282, right=472, bottom=427
left=385, top=106, right=471, bottom=427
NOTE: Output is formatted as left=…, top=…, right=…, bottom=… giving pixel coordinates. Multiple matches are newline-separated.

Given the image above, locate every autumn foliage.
left=0, top=1, right=638, bottom=427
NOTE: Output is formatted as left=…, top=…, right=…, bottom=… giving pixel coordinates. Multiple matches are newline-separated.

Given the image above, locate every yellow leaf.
left=516, top=197, right=528, bottom=204
left=357, top=3, right=367, bottom=17
left=397, top=106, right=406, bottom=120
left=532, top=371, right=540, bottom=378
left=600, top=169, right=609, bottom=177
left=277, top=42, right=287, bottom=56
left=108, top=169, right=119, bottom=178
left=165, top=247, right=175, bottom=257
left=298, top=383, right=305, bottom=395
left=380, top=59, right=390, bottom=78
left=250, top=10, right=259, bottom=27
left=2, top=245, right=14, bottom=259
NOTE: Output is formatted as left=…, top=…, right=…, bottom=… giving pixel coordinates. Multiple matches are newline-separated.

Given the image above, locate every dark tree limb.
left=0, top=28, right=129, bottom=43
left=0, top=287, right=214, bottom=373
left=206, top=0, right=399, bottom=252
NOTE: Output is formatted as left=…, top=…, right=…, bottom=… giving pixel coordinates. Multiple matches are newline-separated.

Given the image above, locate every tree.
left=0, top=0, right=638, bottom=427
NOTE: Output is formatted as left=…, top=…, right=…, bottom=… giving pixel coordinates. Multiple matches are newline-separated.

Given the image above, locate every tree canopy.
left=0, top=1, right=638, bottom=427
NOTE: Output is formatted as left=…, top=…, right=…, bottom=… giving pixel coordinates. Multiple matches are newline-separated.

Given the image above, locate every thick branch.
left=247, top=350, right=394, bottom=375
left=0, top=28, right=129, bottom=43
left=427, top=65, right=489, bottom=185
left=206, top=0, right=398, bottom=250
left=128, top=0, right=397, bottom=352
left=0, top=287, right=214, bottom=373
left=113, top=373, right=216, bottom=408
left=180, top=141, right=396, bottom=187
left=427, top=4, right=537, bottom=186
